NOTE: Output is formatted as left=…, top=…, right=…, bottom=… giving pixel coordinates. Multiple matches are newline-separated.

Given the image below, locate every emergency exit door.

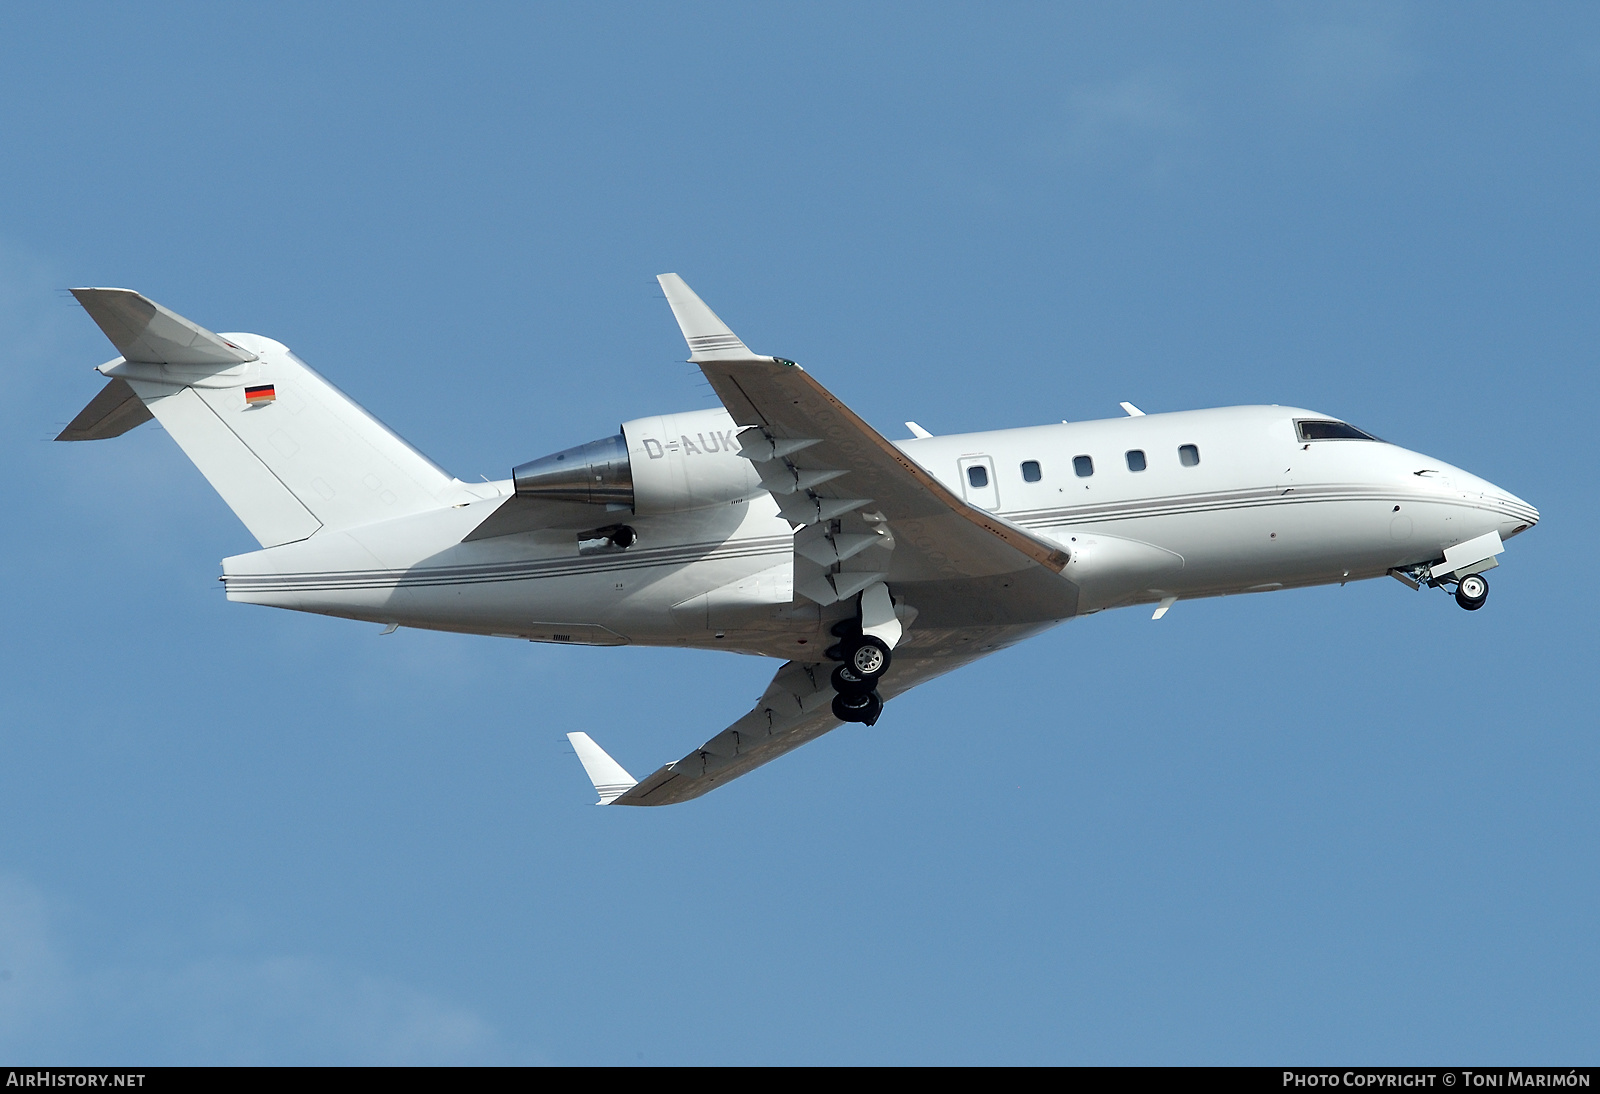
left=958, top=455, right=1000, bottom=511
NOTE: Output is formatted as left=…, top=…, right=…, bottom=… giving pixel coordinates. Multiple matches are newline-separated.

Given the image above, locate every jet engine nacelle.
left=622, top=408, right=762, bottom=514
left=512, top=408, right=762, bottom=515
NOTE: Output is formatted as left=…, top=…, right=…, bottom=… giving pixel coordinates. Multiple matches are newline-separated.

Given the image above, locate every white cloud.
left=0, top=875, right=530, bottom=1064
left=98, top=956, right=506, bottom=1065
left=1278, top=16, right=1415, bottom=109
left=0, top=876, right=72, bottom=1044
left=1068, top=72, right=1193, bottom=139
left=1041, top=70, right=1201, bottom=183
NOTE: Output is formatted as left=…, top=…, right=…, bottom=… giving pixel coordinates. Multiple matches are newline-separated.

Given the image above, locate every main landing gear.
left=827, top=620, right=891, bottom=725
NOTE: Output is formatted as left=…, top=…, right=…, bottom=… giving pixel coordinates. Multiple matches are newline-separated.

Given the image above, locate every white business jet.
left=58, top=276, right=1538, bottom=806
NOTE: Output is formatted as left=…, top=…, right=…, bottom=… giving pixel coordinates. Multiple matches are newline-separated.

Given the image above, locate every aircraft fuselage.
left=220, top=402, right=1536, bottom=658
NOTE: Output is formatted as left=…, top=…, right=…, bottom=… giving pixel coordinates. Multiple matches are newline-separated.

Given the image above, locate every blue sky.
left=1, top=3, right=1595, bottom=1064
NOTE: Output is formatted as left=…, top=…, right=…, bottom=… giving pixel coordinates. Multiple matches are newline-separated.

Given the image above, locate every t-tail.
left=58, top=288, right=472, bottom=545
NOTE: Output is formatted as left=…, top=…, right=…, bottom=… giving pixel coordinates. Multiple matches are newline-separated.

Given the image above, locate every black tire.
left=831, top=664, right=874, bottom=696
left=841, top=635, right=892, bottom=680
left=832, top=690, right=883, bottom=725
left=1456, top=573, right=1488, bottom=611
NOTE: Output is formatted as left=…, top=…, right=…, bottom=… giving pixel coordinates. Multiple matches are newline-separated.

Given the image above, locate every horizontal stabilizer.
left=567, top=732, right=638, bottom=805
left=56, top=377, right=153, bottom=441
left=71, top=287, right=257, bottom=367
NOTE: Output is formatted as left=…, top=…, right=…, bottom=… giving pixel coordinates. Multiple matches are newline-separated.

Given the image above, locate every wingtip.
left=567, top=731, right=638, bottom=806
left=654, top=273, right=756, bottom=362
left=69, top=287, right=144, bottom=310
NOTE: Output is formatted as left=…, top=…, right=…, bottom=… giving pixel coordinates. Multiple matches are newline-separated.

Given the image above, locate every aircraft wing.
left=561, top=277, right=1082, bottom=807
left=656, top=274, right=1077, bottom=627
left=570, top=651, right=968, bottom=806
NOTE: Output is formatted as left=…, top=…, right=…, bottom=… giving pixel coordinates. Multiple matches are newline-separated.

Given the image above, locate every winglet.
left=567, top=732, right=638, bottom=805
left=656, top=274, right=759, bottom=362
left=71, top=288, right=257, bottom=367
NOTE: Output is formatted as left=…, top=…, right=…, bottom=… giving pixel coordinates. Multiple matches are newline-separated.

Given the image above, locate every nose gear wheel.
left=1455, top=572, right=1488, bottom=610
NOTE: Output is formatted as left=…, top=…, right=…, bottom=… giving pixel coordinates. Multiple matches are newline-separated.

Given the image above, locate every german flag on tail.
left=245, top=384, right=276, bottom=405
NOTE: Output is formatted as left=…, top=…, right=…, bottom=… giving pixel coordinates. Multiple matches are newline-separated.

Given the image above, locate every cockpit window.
left=1296, top=419, right=1380, bottom=442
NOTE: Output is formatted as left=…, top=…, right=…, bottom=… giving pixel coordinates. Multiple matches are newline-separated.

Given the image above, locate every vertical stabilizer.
left=62, top=289, right=470, bottom=547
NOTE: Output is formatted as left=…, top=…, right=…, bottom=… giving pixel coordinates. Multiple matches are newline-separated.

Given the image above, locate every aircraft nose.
left=1490, top=486, right=1539, bottom=537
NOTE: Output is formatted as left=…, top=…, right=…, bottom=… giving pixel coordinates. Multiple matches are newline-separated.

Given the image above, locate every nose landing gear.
left=1455, top=572, right=1488, bottom=611
left=1391, top=562, right=1493, bottom=611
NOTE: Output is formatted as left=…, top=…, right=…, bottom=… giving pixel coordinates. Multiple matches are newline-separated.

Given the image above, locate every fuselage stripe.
left=1012, top=484, right=1533, bottom=530
left=223, top=485, right=1529, bottom=594
left=226, top=535, right=795, bottom=593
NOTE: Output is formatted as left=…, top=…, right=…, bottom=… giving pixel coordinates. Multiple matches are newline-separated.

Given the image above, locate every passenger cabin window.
left=1021, top=460, right=1042, bottom=482
left=1126, top=449, right=1147, bottom=472
left=1296, top=420, right=1380, bottom=442
left=967, top=464, right=989, bottom=489
left=1179, top=444, right=1200, bottom=467
left=1073, top=455, right=1094, bottom=477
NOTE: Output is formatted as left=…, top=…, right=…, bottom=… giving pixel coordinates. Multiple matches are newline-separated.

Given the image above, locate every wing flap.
left=609, top=649, right=978, bottom=806
left=612, top=659, right=837, bottom=806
